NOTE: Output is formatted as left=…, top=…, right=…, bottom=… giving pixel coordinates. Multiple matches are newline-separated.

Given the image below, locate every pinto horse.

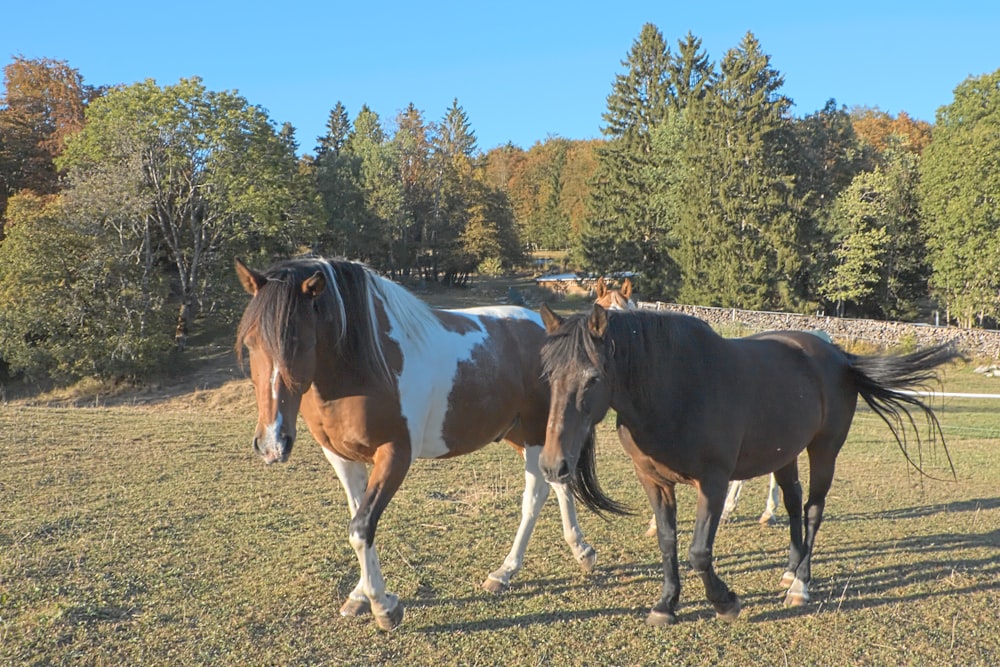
left=235, top=257, right=598, bottom=631
left=594, top=276, right=784, bottom=529
left=538, top=303, right=958, bottom=625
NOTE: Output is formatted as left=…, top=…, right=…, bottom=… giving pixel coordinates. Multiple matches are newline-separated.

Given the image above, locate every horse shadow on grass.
left=414, top=500, right=999, bottom=632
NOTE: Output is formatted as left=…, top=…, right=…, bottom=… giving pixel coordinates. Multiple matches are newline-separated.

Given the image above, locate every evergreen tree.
left=673, top=32, right=800, bottom=309
left=315, top=102, right=364, bottom=256
left=345, top=105, right=404, bottom=270
left=918, top=68, right=1000, bottom=326
left=316, top=101, right=351, bottom=158
left=581, top=24, right=708, bottom=298
left=392, top=103, right=435, bottom=277
left=430, top=99, right=479, bottom=283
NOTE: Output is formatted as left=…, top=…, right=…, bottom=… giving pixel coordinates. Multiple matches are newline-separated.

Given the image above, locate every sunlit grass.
left=2, top=361, right=998, bottom=665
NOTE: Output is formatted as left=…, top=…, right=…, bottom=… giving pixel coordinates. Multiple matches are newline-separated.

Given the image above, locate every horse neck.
left=368, top=274, right=441, bottom=351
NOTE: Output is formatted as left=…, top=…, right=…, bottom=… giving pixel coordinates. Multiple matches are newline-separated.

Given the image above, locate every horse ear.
left=595, top=276, right=607, bottom=298
left=588, top=304, right=608, bottom=337
left=235, top=258, right=265, bottom=295
left=302, top=271, right=326, bottom=298
left=539, top=303, right=564, bottom=333
left=621, top=277, right=633, bottom=300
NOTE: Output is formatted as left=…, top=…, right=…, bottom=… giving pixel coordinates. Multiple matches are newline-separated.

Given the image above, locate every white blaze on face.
left=385, top=305, right=540, bottom=461
left=264, top=362, right=284, bottom=444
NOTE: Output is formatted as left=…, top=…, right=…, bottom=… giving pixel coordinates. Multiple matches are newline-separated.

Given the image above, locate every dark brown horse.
left=234, top=257, right=599, bottom=631
left=538, top=303, right=958, bottom=626
left=593, top=278, right=791, bottom=531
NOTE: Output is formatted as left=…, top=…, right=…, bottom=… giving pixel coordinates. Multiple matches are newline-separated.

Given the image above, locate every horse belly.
left=732, top=396, right=823, bottom=480
left=398, top=322, right=541, bottom=460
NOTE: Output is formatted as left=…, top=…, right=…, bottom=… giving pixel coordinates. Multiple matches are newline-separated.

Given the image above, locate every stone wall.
left=637, top=301, right=1000, bottom=360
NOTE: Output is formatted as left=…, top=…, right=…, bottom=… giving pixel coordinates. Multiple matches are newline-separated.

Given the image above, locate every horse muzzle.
left=540, top=453, right=577, bottom=484
left=253, top=433, right=294, bottom=464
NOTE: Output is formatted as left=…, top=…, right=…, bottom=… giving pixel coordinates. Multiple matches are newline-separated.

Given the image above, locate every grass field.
left=1, top=306, right=998, bottom=665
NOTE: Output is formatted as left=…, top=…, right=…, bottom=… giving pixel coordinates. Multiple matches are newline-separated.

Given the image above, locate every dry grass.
left=1, top=285, right=998, bottom=665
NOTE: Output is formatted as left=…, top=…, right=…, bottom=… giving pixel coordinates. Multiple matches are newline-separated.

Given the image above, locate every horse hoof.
left=779, top=571, right=796, bottom=589
left=340, top=597, right=371, bottom=617
left=645, top=610, right=677, bottom=626
left=784, top=592, right=809, bottom=607
left=577, top=546, right=597, bottom=574
left=645, top=516, right=657, bottom=537
left=375, top=602, right=404, bottom=632
left=715, top=595, right=742, bottom=622
left=481, top=575, right=509, bottom=595
left=759, top=513, right=777, bottom=526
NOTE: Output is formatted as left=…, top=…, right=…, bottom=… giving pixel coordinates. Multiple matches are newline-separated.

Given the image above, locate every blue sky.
left=4, top=1, right=999, bottom=154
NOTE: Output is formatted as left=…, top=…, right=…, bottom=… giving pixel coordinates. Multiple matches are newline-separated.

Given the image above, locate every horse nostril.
left=557, top=460, right=570, bottom=481
left=252, top=436, right=261, bottom=454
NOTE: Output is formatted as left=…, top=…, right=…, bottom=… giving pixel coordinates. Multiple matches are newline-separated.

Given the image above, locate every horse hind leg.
left=773, top=461, right=804, bottom=593
left=720, top=480, right=744, bottom=524
left=482, top=444, right=595, bottom=592
left=782, top=443, right=840, bottom=608
left=758, top=473, right=781, bottom=526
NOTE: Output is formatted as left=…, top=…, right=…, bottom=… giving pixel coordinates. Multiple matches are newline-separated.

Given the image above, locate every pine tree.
left=392, top=103, right=434, bottom=277
left=581, top=24, right=708, bottom=298
left=673, top=32, right=800, bottom=309
left=315, top=101, right=351, bottom=159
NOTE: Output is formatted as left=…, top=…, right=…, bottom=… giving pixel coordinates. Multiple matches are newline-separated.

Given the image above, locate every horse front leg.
left=483, top=445, right=595, bottom=593
left=637, top=472, right=681, bottom=626
left=322, top=448, right=372, bottom=618
left=346, top=444, right=411, bottom=631
left=690, top=474, right=741, bottom=621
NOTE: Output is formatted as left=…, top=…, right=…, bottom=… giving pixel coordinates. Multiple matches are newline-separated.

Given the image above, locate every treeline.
left=1, top=24, right=999, bottom=384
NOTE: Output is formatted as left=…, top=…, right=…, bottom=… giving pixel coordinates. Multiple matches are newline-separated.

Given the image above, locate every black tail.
left=569, top=427, right=632, bottom=518
left=848, top=341, right=963, bottom=479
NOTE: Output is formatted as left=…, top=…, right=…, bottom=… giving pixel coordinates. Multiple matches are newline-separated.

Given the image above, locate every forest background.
left=1, top=24, right=999, bottom=384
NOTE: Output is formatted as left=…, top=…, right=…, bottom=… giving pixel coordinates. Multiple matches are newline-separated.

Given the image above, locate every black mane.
left=542, top=308, right=717, bottom=410
left=236, top=257, right=393, bottom=389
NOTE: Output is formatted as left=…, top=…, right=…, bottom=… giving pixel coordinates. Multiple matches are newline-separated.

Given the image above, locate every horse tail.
left=847, top=341, right=962, bottom=479
left=570, top=427, right=632, bottom=518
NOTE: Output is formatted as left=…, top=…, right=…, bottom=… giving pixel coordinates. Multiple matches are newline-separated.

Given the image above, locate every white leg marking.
left=485, top=446, right=550, bottom=590
left=551, top=481, right=596, bottom=569
left=323, top=448, right=371, bottom=610
left=323, top=448, right=367, bottom=518
left=785, top=576, right=810, bottom=605
left=349, top=529, right=396, bottom=617
left=760, top=473, right=780, bottom=524
left=722, top=480, right=744, bottom=523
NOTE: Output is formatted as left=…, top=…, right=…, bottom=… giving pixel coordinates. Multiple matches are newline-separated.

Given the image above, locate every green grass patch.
left=2, top=362, right=998, bottom=665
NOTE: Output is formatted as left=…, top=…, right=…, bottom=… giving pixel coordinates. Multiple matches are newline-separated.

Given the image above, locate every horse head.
left=594, top=276, right=636, bottom=311
left=235, top=258, right=330, bottom=464
left=538, top=303, right=614, bottom=484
